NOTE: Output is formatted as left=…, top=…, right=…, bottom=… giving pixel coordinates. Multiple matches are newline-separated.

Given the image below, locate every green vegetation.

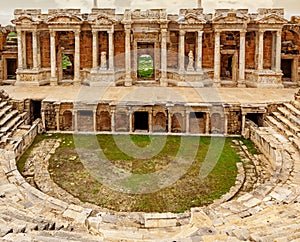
left=138, top=55, right=154, bottom=78
left=19, top=134, right=257, bottom=213
left=62, top=54, right=72, bottom=69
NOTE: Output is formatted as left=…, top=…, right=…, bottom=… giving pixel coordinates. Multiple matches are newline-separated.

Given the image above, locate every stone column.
left=74, top=110, right=78, bottom=132
left=238, top=30, right=246, bottom=87
left=149, top=110, right=153, bottom=133
left=32, top=30, right=39, bottom=70
left=55, top=108, right=60, bottom=131
left=275, top=30, right=282, bottom=72
left=108, top=30, right=114, bottom=71
left=161, top=29, right=168, bottom=86
left=224, top=113, right=228, bottom=135
left=129, top=111, right=133, bottom=133
left=205, top=112, right=210, bottom=134
left=125, top=28, right=132, bottom=86
left=17, top=30, right=23, bottom=70
left=111, top=109, right=115, bottom=132
left=178, top=30, right=186, bottom=72
left=21, top=31, right=27, bottom=69
left=92, top=30, right=99, bottom=69
left=214, top=30, right=221, bottom=86
left=257, top=30, right=264, bottom=71
left=168, top=110, right=172, bottom=133
left=186, top=110, right=190, bottom=134
left=74, top=30, right=81, bottom=86
left=50, top=30, right=57, bottom=86
left=93, top=110, right=97, bottom=132
left=196, top=31, right=203, bottom=72
left=241, top=113, right=246, bottom=136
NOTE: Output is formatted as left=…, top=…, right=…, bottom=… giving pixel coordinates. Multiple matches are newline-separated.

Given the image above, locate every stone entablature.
left=6, top=8, right=300, bottom=88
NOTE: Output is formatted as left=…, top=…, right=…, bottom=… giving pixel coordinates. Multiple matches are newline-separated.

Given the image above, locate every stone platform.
left=1, top=86, right=297, bottom=105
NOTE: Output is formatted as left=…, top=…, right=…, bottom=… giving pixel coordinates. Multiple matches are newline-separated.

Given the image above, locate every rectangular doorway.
left=6, top=59, right=17, bottom=80
left=137, top=43, right=155, bottom=80
left=134, top=112, right=149, bottom=131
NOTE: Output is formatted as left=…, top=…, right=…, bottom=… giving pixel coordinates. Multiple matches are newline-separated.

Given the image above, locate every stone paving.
left=0, top=88, right=299, bottom=241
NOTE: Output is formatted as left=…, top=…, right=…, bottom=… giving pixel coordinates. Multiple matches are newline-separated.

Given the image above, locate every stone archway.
left=153, top=112, right=167, bottom=132
left=171, top=113, right=184, bottom=133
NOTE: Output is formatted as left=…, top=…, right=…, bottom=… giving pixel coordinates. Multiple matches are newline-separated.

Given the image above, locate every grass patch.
left=20, top=134, right=258, bottom=213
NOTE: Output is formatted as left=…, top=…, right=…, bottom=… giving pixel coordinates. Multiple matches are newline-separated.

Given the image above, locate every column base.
left=124, top=78, right=132, bottom=87
left=213, top=79, right=221, bottom=87
left=237, top=80, right=246, bottom=88
left=160, top=78, right=168, bottom=87
left=73, top=79, right=81, bottom=87
left=50, top=77, right=58, bottom=86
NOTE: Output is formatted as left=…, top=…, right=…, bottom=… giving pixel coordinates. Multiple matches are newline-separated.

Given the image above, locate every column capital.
left=179, top=30, right=186, bottom=36
left=107, top=29, right=114, bottom=34
left=276, top=30, right=282, bottom=36
left=258, top=29, right=265, bottom=34
left=50, top=30, right=56, bottom=37
left=198, top=30, right=204, bottom=36
left=92, top=29, right=98, bottom=34
left=214, top=29, right=221, bottom=34
left=239, top=30, right=247, bottom=35
left=73, top=29, right=81, bottom=36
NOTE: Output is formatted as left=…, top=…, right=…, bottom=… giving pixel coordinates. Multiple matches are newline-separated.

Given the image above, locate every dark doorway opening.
left=7, top=59, right=17, bottom=80
left=246, top=113, right=264, bottom=127
left=281, top=59, right=292, bottom=80
left=31, top=100, right=42, bottom=122
left=221, top=55, right=233, bottom=79
left=134, top=112, right=149, bottom=131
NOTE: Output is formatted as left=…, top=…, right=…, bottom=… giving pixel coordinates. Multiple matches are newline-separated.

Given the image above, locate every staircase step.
left=284, top=103, right=300, bottom=118
left=272, top=112, right=300, bottom=136
left=278, top=107, right=300, bottom=126
left=0, top=101, right=8, bottom=109
left=0, top=115, right=22, bottom=133
left=265, top=116, right=294, bottom=138
left=0, top=105, right=12, bottom=119
left=0, top=110, right=18, bottom=127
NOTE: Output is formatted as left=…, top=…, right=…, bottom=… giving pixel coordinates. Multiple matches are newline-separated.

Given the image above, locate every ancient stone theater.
left=0, top=0, right=299, bottom=240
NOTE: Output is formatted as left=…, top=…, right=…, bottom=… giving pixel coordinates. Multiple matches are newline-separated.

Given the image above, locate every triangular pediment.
left=47, top=14, right=82, bottom=24
left=213, top=12, right=249, bottom=24
left=12, top=15, right=41, bottom=25
left=90, top=14, right=117, bottom=25
left=256, top=14, right=288, bottom=24
left=178, top=13, right=206, bottom=25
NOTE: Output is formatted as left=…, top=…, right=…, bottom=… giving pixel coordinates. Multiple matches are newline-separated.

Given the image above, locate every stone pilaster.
left=129, top=111, right=133, bottom=133
left=108, top=30, right=114, bottom=71
left=241, top=113, right=246, bottom=137
left=205, top=113, right=210, bottom=134
left=178, top=30, right=186, bottom=73
left=238, top=31, right=246, bottom=87
left=74, top=110, right=78, bottom=132
left=149, top=110, right=153, bottom=133
left=74, top=30, right=81, bottom=86
left=160, top=29, right=168, bottom=86
left=168, top=110, right=172, bottom=133
left=271, top=32, right=276, bottom=69
left=92, top=30, right=99, bottom=69
left=93, top=110, right=97, bottom=132
left=50, top=30, right=57, bottom=86
left=213, top=30, right=221, bottom=86
left=111, top=109, right=115, bottom=132
left=124, top=28, right=132, bottom=86
left=196, top=31, right=203, bottom=72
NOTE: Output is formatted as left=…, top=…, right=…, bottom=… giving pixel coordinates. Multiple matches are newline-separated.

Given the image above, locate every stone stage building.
left=0, top=5, right=299, bottom=135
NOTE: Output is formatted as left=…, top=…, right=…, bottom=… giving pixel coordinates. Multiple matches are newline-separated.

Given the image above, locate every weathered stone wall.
left=43, top=102, right=56, bottom=131
left=245, top=32, right=256, bottom=69
left=80, top=31, right=93, bottom=69
left=26, top=32, right=33, bottom=69
left=167, top=31, right=178, bottom=69
left=263, top=32, right=273, bottom=69
left=40, top=31, right=50, bottom=68
left=202, top=32, right=214, bottom=69
left=227, top=110, right=242, bottom=135
left=114, top=31, right=125, bottom=70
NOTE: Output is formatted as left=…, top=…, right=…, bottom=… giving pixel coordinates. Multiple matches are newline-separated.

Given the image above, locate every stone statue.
left=187, top=50, right=195, bottom=71
left=100, top=51, right=107, bottom=70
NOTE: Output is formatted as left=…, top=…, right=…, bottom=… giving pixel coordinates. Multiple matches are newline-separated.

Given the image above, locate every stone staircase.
left=0, top=96, right=29, bottom=150
left=265, top=99, right=300, bottom=151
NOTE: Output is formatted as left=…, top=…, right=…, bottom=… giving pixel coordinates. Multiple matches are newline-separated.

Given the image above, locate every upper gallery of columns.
left=12, top=8, right=289, bottom=33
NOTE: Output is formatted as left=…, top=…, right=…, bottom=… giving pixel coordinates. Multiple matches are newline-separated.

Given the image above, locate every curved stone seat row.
left=0, top=95, right=299, bottom=241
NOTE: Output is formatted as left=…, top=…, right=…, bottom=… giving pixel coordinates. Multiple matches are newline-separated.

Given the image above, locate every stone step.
left=0, top=109, right=18, bottom=127
left=292, top=100, right=300, bottom=110
left=0, top=105, right=12, bottom=119
left=0, top=114, right=22, bottom=133
left=272, top=112, right=300, bottom=136
left=284, top=102, right=300, bottom=118
left=265, top=116, right=294, bottom=138
left=278, top=106, right=300, bottom=127
left=0, top=101, right=8, bottom=109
